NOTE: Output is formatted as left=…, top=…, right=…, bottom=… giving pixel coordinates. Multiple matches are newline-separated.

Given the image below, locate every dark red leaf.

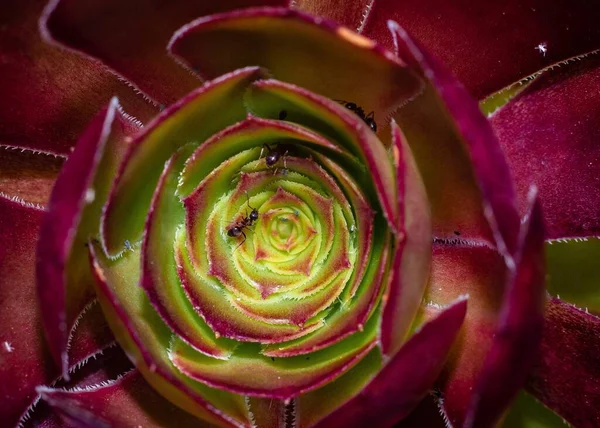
left=527, top=298, right=600, bottom=428
left=361, top=0, right=600, bottom=99
left=491, top=54, right=600, bottom=240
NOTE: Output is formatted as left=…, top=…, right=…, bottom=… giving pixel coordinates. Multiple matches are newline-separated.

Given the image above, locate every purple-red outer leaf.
left=464, top=191, right=546, bottom=428
left=0, top=0, right=154, bottom=154
left=292, top=0, right=371, bottom=31
left=527, top=298, right=600, bottom=428
left=380, top=122, right=431, bottom=356
left=361, top=0, right=600, bottom=99
left=0, top=145, right=65, bottom=209
left=315, top=298, right=467, bottom=427
left=36, top=98, right=136, bottom=378
left=0, top=199, right=55, bottom=427
left=491, top=54, right=600, bottom=240
left=39, top=370, right=208, bottom=428
left=389, top=22, right=520, bottom=260
left=396, top=394, right=447, bottom=428
left=42, top=0, right=289, bottom=105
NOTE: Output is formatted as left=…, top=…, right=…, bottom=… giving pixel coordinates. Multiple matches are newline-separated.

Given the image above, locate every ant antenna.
left=245, top=191, right=255, bottom=210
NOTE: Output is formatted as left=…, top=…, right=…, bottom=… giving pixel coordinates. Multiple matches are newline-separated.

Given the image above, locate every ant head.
left=266, top=152, right=279, bottom=166
left=249, top=209, right=259, bottom=221
left=366, top=118, right=377, bottom=132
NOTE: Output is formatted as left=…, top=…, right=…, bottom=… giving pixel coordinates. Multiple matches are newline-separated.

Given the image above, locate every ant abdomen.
left=335, top=100, right=377, bottom=132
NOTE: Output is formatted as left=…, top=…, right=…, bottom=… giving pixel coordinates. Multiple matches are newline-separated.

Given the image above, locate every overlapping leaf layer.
left=84, top=67, right=418, bottom=425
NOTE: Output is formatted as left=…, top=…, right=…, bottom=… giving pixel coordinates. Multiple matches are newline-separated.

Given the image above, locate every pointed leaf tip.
left=316, top=297, right=467, bottom=427
left=464, top=189, right=545, bottom=428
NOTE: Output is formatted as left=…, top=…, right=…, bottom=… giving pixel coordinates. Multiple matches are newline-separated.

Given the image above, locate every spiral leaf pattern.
left=90, top=68, right=404, bottom=422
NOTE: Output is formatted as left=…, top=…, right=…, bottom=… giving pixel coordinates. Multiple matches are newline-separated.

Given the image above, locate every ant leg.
left=260, top=144, right=272, bottom=160
left=233, top=231, right=247, bottom=252
left=280, top=150, right=290, bottom=176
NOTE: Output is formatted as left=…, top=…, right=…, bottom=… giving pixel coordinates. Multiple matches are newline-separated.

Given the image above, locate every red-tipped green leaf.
left=102, top=67, right=265, bottom=256
left=142, top=145, right=237, bottom=359
left=170, top=329, right=377, bottom=399
left=169, top=7, right=421, bottom=120
left=246, top=79, right=401, bottom=234
left=88, top=243, right=251, bottom=426
left=37, top=98, right=137, bottom=377
left=361, top=0, right=600, bottom=99
left=315, top=297, right=467, bottom=427
left=380, top=121, right=431, bottom=356
left=295, top=348, right=383, bottom=427
left=491, top=54, right=600, bottom=240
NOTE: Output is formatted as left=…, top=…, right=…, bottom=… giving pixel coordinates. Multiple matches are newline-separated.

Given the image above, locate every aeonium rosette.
left=22, top=5, right=551, bottom=428
left=38, top=61, right=439, bottom=426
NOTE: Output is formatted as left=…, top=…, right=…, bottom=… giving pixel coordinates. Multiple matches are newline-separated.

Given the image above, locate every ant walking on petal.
left=227, top=192, right=259, bottom=251
left=259, top=143, right=289, bottom=175
left=335, top=100, right=377, bottom=132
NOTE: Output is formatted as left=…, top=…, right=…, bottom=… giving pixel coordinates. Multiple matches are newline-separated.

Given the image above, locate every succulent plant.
left=1, top=1, right=599, bottom=427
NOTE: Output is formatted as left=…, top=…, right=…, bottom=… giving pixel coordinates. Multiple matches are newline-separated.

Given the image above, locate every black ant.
left=260, top=143, right=289, bottom=174
left=227, top=192, right=259, bottom=250
left=335, top=100, right=377, bottom=132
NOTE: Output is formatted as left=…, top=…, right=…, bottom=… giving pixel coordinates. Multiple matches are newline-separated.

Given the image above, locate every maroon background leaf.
left=527, top=298, right=600, bottom=428
left=0, top=0, right=154, bottom=154
left=43, top=0, right=290, bottom=105
left=360, top=0, right=600, bottom=99
left=491, top=54, right=600, bottom=240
